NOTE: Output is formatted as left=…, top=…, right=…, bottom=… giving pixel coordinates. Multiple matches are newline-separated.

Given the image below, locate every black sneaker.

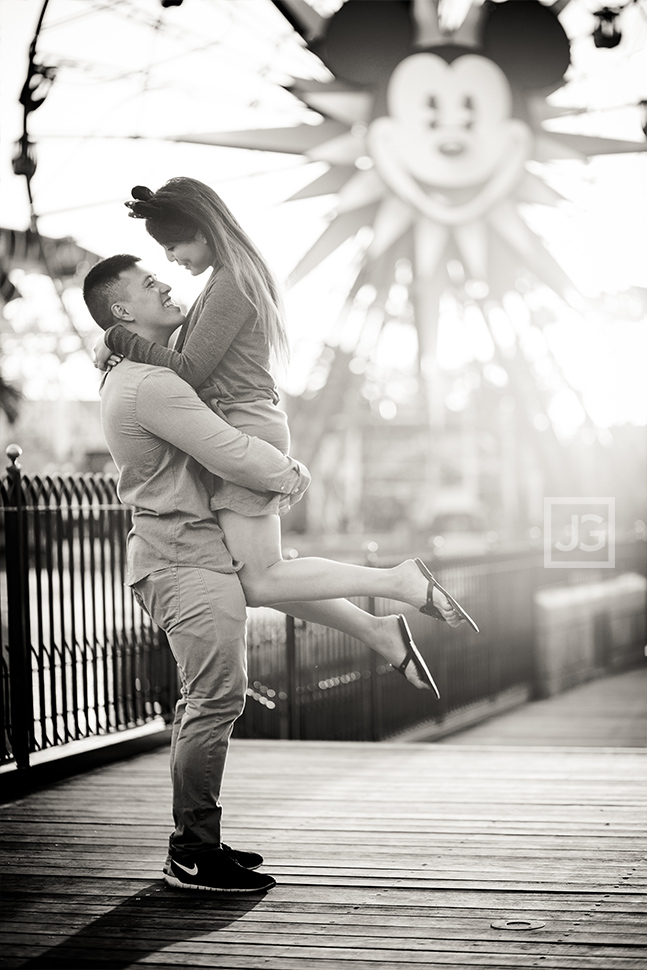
left=222, top=842, right=263, bottom=870
left=162, top=840, right=263, bottom=874
left=165, top=846, right=276, bottom=893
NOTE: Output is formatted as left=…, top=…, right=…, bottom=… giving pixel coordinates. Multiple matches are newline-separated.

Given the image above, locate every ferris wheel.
left=6, top=0, right=647, bottom=532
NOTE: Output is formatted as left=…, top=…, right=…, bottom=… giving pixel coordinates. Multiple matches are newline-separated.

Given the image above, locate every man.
left=83, top=254, right=310, bottom=894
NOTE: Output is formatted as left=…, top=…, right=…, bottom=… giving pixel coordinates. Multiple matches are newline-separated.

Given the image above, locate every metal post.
left=285, top=614, right=299, bottom=740
left=365, top=542, right=383, bottom=741
left=4, top=444, right=33, bottom=769
left=367, top=597, right=383, bottom=741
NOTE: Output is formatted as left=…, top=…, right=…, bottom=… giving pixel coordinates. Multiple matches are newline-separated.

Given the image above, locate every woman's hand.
left=93, top=334, right=122, bottom=372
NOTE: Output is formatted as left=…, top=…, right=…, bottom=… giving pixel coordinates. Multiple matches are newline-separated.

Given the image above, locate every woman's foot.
left=392, top=560, right=464, bottom=627
left=372, top=615, right=433, bottom=689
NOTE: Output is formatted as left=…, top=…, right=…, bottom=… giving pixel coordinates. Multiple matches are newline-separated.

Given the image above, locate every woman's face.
left=162, top=231, right=214, bottom=276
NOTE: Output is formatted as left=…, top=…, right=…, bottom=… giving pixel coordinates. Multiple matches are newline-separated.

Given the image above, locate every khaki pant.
left=133, top=566, right=247, bottom=852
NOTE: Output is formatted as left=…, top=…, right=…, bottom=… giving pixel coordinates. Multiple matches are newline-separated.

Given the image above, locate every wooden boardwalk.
left=1, top=669, right=646, bottom=970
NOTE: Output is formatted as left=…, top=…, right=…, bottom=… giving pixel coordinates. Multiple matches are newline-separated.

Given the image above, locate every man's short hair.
left=83, top=254, right=141, bottom=330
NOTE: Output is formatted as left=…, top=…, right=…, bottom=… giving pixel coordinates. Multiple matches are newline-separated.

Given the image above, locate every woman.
left=95, top=178, right=478, bottom=694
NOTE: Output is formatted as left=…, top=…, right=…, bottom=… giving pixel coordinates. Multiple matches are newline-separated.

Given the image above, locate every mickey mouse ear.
left=131, top=185, right=154, bottom=201
left=482, top=0, right=570, bottom=90
left=316, top=0, right=413, bottom=87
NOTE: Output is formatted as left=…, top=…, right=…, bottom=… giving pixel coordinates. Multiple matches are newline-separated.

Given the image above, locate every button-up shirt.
left=100, top=360, right=305, bottom=585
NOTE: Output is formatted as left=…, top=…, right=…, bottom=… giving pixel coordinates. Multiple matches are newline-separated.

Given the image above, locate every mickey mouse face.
left=375, top=51, right=527, bottom=188
left=368, top=51, right=533, bottom=225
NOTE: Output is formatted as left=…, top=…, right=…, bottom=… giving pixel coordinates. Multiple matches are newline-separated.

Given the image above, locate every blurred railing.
left=0, top=446, right=177, bottom=769
left=2, top=446, right=645, bottom=768
left=239, top=559, right=528, bottom=742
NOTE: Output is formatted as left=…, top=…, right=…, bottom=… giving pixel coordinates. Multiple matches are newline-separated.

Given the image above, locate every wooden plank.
left=3, top=832, right=643, bottom=855
left=3, top=838, right=643, bottom=866
left=2, top=939, right=646, bottom=970
left=3, top=908, right=647, bottom=947
left=2, top=875, right=644, bottom=907
left=3, top=924, right=647, bottom=957
left=2, top=885, right=645, bottom=921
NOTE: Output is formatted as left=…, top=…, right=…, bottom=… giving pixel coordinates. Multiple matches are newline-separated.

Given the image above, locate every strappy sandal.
left=392, top=615, right=440, bottom=699
left=414, top=558, right=480, bottom=633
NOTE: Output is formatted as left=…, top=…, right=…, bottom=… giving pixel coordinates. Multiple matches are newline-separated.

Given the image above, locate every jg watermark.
left=544, top=497, right=615, bottom=568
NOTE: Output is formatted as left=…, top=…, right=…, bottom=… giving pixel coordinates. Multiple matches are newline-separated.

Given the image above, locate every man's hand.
left=287, top=459, right=311, bottom=506
left=278, top=459, right=311, bottom=513
left=93, top=334, right=123, bottom=372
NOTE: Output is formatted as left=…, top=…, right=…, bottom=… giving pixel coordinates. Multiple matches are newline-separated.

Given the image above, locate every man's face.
left=114, top=265, right=184, bottom=333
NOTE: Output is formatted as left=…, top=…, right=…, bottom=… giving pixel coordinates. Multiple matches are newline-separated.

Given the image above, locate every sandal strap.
left=394, top=653, right=411, bottom=675
left=420, top=577, right=446, bottom=621
left=414, top=557, right=480, bottom=633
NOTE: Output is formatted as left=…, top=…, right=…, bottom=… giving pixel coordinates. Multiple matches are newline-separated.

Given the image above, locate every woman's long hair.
left=125, top=178, right=289, bottom=364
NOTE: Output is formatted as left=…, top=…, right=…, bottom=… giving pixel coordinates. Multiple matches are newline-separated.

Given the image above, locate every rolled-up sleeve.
left=136, top=369, right=301, bottom=495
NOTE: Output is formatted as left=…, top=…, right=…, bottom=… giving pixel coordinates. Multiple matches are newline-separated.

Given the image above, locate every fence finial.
left=6, top=443, right=22, bottom=467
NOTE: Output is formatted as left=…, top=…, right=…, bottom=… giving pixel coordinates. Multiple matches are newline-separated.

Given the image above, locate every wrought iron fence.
left=1, top=446, right=177, bottom=769
left=3, top=445, right=645, bottom=769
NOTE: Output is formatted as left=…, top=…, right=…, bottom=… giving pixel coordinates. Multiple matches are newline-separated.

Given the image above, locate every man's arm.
left=136, top=369, right=309, bottom=497
left=104, top=270, right=247, bottom=389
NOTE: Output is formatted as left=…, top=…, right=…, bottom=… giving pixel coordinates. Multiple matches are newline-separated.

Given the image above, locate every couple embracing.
left=84, top=177, right=477, bottom=894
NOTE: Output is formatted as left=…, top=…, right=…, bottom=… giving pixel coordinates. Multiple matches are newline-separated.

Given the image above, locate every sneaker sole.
left=162, top=861, right=262, bottom=875
left=164, top=872, right=276, bottom=894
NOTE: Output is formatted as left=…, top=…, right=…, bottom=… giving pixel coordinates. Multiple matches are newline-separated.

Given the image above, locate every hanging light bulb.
left=640, top=100, right=647, bottom=139
left=592, top=7, right=622, bottom=48
left=12, top=135, right=37, bottom=179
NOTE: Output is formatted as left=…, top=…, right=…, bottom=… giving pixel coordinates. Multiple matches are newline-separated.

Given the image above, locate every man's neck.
left=123, top=323, right=173, bottom=347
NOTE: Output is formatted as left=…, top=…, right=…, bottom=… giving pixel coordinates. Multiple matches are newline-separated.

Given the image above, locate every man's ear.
left=110, top=302, right=134, bottom=323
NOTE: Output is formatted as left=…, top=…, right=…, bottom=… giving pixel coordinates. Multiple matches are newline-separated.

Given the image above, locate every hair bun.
left=131, top=185, right=154, bottom=201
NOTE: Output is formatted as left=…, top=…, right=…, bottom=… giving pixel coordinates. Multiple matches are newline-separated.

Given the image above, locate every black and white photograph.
left=1, top=0, right=646, bottom=967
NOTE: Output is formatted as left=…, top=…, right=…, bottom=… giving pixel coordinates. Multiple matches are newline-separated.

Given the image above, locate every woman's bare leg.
left=218, top=508, right=461, bottom=624
left=273, top=598, right=431, bottom=689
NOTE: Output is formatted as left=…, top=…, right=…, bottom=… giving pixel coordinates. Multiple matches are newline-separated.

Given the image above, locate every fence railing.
left=3, top=446, right=645, bottom=768
left=1, top=446, right=177, bottom=769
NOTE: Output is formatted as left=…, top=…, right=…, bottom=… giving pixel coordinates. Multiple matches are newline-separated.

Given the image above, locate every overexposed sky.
left=0, top=0, right=332, bottom=288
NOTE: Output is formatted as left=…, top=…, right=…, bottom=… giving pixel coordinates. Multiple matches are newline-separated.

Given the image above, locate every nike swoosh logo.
left=173, top=860, right=198, bottom=876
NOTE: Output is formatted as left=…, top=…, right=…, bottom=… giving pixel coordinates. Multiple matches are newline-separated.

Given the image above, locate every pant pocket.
left=131, top=582, right=151, bottom=618
left=133, top=568, right=180, bottom=630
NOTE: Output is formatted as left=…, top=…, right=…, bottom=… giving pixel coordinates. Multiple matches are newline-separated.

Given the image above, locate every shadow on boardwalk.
left=1, top=667, right=645, bottom=970
left=5, top=887, right=269, bottom=970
